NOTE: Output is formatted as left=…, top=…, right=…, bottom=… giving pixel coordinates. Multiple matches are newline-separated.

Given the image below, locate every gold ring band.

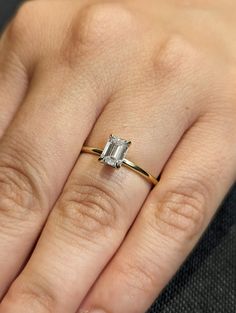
left=81, top=146, right=159, bottom=186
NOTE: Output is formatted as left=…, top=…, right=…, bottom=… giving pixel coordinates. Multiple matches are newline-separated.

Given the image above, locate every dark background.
left=0, top=1, right=236, bottom=312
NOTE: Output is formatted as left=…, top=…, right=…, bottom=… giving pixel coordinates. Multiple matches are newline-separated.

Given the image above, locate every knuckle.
left=152, top=34, right=201, bottom=80
left=5, top=278, right=55, bottom=312
left=57, top=182, right=119, bottom=240
left=6, top=1, right=39, bottom=44
left=0, top=163, right=40, bottom=225
left=75, top=3, right=135, bottom=46
left=149, top=178, right=208, bottom=242
left=63, top=3, right=136, bottom=63
left=114, top=258, right=156, bottom=295
left=0, top=137, right=47, bottom=224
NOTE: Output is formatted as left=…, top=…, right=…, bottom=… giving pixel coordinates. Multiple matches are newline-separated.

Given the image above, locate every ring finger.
left=79, top=113, right=236, bottom=313
left=0, top=68, right=204, bottom=313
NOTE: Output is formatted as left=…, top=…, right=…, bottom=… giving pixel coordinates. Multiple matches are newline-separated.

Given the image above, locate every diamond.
left=99, top=135, right=131, bottom=168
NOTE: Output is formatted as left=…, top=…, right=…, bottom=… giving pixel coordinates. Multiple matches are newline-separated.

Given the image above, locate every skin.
left=0, top=0, right=235, bottom=312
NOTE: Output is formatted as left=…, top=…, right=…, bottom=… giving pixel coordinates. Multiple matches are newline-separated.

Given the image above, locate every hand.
left=0, top=1, right=235, bottom=312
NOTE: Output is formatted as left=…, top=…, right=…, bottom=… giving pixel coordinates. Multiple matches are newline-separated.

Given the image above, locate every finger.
left=0, top=61, right=204, bottom=313
left=0, top=29, right=28, bottom=137
left=79, top=113, right=236, bottom=313
left=0, top=56, right=107, bottom=297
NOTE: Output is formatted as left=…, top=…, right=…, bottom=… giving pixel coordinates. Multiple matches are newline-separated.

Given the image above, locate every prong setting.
left=99, top=135, right=131, bottom=168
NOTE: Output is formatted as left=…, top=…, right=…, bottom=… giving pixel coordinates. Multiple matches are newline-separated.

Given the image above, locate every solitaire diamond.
left=99, top=135, right=131, bottom=168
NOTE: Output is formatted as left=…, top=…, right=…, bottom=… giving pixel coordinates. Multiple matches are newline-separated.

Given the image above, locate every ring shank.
left=81, top=146, right=159, bottom=186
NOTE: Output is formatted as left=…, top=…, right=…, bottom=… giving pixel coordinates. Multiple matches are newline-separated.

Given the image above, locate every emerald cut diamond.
left=99, top=135, right=131, bottom=168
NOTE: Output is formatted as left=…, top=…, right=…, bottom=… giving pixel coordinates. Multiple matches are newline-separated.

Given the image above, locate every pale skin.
left=0, top=0, right=235, bottom=312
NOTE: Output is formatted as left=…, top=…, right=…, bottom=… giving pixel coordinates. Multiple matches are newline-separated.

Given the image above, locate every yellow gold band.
left=81, top=146, right=159, bottom=186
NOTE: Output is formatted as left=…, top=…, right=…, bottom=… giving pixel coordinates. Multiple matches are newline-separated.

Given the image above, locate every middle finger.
left=0, top=58, right=105, bottom=298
